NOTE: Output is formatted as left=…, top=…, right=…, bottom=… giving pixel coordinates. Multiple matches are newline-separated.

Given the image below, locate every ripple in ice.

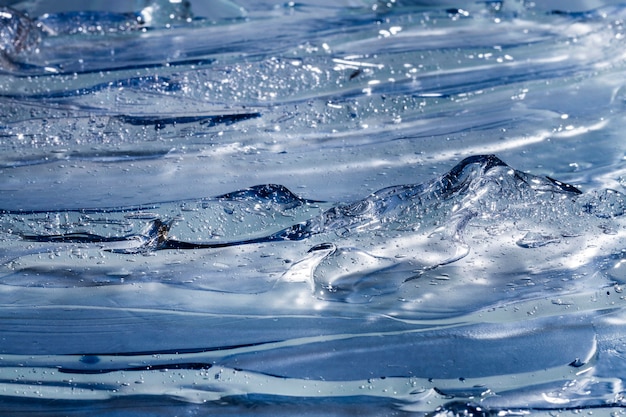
left=3, top=154, right=626, bottom=413
left=2, top=154, right=625, bottom=307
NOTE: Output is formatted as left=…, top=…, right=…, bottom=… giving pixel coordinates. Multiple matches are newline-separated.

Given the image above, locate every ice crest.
left=2, top=155, right=626, bottom=304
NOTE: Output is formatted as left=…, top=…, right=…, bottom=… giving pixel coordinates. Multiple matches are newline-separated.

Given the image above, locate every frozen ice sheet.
left=3, top=0, right=626, bottom=415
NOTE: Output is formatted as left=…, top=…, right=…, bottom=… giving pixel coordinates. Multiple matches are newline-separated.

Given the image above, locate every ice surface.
left=3, top=154, right=622, bottom=301
left=3, top=0, right=626, bottom=415
left=2, top=155, right=626, bottom=414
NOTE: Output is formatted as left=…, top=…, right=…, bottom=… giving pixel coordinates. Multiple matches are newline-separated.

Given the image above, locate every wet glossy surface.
left=3, top=1, right=626, bottom=415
